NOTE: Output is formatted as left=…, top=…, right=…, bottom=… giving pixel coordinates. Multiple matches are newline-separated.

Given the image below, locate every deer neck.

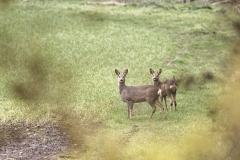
left=118, top=82, right=127, bottom=94
left=154, top=80, right=161, bottom=87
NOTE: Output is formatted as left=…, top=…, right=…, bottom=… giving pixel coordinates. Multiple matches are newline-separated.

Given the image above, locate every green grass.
left=0, top=1, right=240, bottom=159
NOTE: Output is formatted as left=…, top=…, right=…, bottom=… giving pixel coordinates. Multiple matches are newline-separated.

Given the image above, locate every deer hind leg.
left=155, top=100, right=165, bottom=119
left=167, top=94, right=173, bottom=111
left=127, top=101, right=133, bottom=119
left=172, top=92, right=177, bottom=111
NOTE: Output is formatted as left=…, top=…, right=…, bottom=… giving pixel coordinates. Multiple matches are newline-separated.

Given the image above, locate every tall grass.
left=0, top=1, right=239, bottom=159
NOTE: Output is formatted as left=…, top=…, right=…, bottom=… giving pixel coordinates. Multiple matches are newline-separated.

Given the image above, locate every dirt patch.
left=0, top=121, right=70, bottom=160
left=88, top=1, right=126, bottom=6
left=121, top=125, right=139, bottom=145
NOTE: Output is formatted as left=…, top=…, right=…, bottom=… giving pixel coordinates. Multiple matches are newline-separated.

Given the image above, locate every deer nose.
left=119, top=79, right=124, bottom=82
left=153, top=78, right=157, bottom=81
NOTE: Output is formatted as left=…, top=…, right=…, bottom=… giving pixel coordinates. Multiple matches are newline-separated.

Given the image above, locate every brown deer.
left=150, top=68, right=177, bottom=111
left=115, top=69, right=165, bottom=119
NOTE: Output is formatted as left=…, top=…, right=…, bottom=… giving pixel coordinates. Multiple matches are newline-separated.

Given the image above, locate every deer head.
left=150, top=68, right=162, bottom=82
left=115, top=69, right=128, bottom=84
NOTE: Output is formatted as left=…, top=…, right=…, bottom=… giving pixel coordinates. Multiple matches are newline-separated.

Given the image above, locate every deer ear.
left=150, top=68, right=154, bottom=74
left=115, top=69, right=120, bottom=76
left=123, top=69, right=128, bottom=76
left=157, top=69, right=162, bottom=75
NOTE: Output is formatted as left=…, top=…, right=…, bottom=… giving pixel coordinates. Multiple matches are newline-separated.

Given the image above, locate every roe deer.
left=115, top=69, right=165, bottom=119
left=150, top=68, right=177, bottom=111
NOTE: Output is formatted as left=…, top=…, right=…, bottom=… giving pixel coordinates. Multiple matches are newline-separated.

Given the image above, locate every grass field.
left=1, top=0, right=240, bottom=159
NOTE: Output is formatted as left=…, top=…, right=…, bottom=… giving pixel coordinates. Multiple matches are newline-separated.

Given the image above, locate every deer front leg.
left=163, top=96, right=167, bottom=111
left=160, top=96, right=165, bottom=111
left=155, top=100, right=165, bottom=119
left=127, top=101, right=133, bottom=119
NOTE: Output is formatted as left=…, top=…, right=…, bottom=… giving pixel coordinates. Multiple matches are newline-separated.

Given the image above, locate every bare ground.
left=0, top=121, right=70, bottom=160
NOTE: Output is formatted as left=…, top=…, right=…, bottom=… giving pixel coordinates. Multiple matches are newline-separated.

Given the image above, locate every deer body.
left=115, top=69, right=165, bottom=119
left=150, top=68, right=177, bottom=111
left=120, top=85, right=160, bottom=103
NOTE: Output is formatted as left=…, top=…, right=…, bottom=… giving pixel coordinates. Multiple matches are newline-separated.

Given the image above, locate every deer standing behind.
left=150, top=68, right=177, bottom=111
left=115, top=69, right=165, bottom=119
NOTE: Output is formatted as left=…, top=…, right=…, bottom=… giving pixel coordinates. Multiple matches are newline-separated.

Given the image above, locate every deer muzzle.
left=119, top=79, right=124, bottom=83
